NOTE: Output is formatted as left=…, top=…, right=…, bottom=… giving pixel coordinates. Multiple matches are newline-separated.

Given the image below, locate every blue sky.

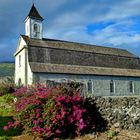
left=0, top=0, right=140, bottom=61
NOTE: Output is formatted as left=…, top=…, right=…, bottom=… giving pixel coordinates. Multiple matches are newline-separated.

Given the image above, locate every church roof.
left=19, top=35, right=140, bottom=76
left=25, top=4, right=43, bottom=21
left=29, top=62, right=140, bottom=77
left=21, top=35, right=135, bottom=58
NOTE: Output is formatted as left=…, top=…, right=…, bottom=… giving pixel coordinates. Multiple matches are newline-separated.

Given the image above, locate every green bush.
left=0, top=136, right=10, bottom=140
left=3, top=94, right=15, bottom=104
left=0, top=83, right=15, bottom=96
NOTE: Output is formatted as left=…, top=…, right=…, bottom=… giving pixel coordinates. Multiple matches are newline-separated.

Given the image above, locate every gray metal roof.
left=19, top=35, right=140, bottom=75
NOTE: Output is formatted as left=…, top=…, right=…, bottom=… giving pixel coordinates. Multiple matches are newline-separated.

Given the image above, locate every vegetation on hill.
left=0, top=63, right=14, bottom=77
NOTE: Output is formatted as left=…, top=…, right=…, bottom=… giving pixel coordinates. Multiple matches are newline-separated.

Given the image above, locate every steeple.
left=25, top=4, right=44, bottom=39
left=26, top=4, right=44, bottom=21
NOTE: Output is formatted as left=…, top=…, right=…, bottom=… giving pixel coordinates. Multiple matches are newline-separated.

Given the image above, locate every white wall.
left=15, top=37, right=33, bottom=86
left=15, top=49, right=26, bottom=86
left=25, top=18, right=31, bottom=37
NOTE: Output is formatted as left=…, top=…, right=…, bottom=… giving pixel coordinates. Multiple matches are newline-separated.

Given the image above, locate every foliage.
left=0, top=136, right=10, bottom=140
left=3, top=84, right=105, bottom=139
left=0, top=95, right=14, bottom=116
left=0, top=82, right=15, bottom=96
left=2, top=94, right=15, bottom=104
left=106, top=130, right=118, bottom=139
left=0, top=95, right=22, bottom=138
left=0, top=116, right=22, bottom=138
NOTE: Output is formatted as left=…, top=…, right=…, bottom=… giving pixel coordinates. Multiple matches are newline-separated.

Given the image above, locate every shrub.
left=3, top=94, right=15, bottom=104
left=4, top=84, right=106, bottom=139
left=0, top=82, right=15, bottom=96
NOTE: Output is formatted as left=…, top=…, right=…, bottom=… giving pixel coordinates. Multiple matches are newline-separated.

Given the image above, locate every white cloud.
left=43, top=0, right=140, bottom=57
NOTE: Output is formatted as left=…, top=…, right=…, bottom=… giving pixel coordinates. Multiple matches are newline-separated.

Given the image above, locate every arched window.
left=110, top=80, right=115, bottom=93
left=19, top=55, right=21, bottom=67
left=34, top=24, right=38, bottom=32
left=18, top=78, right=22, bottom=87
left=129, top=81, right=134, bottom=93
left=87, top=80, right=93, bottom=94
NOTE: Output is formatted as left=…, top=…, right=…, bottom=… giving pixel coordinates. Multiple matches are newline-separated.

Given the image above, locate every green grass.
left=0, top=63, right=14, bottom=77
left=0, top=95, right=22, bottom=138
left=0, top=95, right=14, bottom=116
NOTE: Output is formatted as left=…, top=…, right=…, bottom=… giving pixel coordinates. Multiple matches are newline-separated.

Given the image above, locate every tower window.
left=87, top=80, right=93, bottom=94
left=19, top=55, right=21, bottom=67
left=33, top=24, right=40, bottom=32
left=110, top=80, right=115, bottom=93
left=129, top=81, right=134, bottom=93
left=34, top=24, right=38, bottom=32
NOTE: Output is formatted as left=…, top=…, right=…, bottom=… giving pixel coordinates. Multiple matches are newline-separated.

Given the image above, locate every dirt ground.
left=74, top=129, right=140, bottom=140
left=11, top=129, right=140, bottom=140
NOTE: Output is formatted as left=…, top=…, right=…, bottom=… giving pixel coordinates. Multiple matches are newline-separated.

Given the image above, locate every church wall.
left=15, top=49, right=26, bottom=86
left=25, top=18, right=31, bottom=37
left=26, top=49, right=33, bottom=85
left=33, top=73, right=140, bottom=96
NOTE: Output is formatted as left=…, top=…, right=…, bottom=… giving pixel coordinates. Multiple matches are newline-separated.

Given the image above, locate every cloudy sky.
left=0, top=0, right=140, bottom=61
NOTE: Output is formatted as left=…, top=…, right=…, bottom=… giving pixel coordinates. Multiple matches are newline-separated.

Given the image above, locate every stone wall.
left=90, top=97, right=140, bottom=132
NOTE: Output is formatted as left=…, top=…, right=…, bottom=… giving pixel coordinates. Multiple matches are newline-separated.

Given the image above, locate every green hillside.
left=0, top=63, right=15, bottom=77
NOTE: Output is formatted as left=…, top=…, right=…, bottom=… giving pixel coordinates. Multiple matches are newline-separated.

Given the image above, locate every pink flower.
left=3, top=126, right=8, bottom=131
left=55, top=129, right=61, bottom=134
left=33, top=120, right=39, bottom=124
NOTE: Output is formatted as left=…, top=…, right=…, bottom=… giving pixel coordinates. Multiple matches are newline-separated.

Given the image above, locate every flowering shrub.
left=4, top=84, right=105, bottom=139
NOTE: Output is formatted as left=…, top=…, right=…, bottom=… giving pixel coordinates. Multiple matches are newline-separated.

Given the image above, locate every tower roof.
left=25, top=4, right=44, bottom=21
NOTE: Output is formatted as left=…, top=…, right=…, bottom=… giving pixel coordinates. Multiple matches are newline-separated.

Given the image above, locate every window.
left=18, top=78, right=22, bottom=87
left=19, top=55, right=21, bottom=67
left=129, top=81, right=134, bottom=93
left=46, top=80, right=55, bottom=88
left=110, top=80, right=115, bottom=93
left=33, top=24, right=40, bottom=32
left=87, top=80, right=93, bottom=94
left=34, top=24, right=38, bottom=32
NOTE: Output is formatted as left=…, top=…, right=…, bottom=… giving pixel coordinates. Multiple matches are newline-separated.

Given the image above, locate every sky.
left=0, top=0, right=140, bottom=61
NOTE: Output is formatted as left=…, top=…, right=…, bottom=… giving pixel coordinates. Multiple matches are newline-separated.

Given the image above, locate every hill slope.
left=0, top=63, right=15, bottom=77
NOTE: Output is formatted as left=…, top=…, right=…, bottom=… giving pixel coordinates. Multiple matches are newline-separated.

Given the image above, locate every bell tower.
left=24, top=4, right=44, bottom=39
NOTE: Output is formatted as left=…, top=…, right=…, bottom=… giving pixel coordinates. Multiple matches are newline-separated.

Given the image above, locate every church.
left=14, top=4, right=140, bottom=96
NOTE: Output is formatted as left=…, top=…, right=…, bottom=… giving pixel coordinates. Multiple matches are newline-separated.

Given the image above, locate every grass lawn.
left=0, top=63, right=14, bottom=77
left=0, top=95, right=22, bottom=140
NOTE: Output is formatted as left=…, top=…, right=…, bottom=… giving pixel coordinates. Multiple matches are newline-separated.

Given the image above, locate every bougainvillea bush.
left=4, top=83, right=104, bottom=139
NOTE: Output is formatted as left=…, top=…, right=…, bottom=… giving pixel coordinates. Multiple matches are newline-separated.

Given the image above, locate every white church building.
left=14, top=4, right=140, bottom=96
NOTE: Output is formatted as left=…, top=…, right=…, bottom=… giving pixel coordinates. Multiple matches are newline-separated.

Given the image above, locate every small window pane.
left=130, top=81, right=134, bottom=93
left=19, top=55, right=21, bottom=67
left=87, top=80, right=92, bottom=94
left=34, top=24, right=38, bottom=32
left=110, top=80, right=115, bottom=93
